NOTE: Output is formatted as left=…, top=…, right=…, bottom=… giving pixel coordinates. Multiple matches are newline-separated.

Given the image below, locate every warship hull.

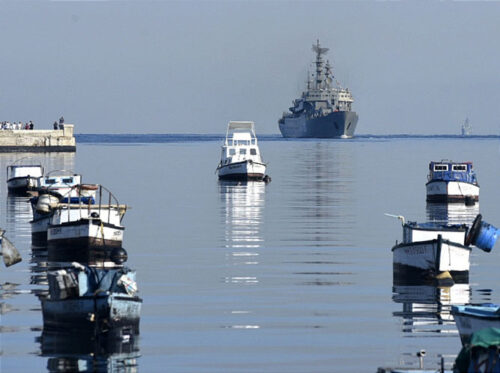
left=279, top=111, right=358, bottom=139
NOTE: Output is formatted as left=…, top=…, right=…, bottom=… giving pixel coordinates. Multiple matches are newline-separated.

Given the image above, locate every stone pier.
left=0, top=124, right=76, bottom=152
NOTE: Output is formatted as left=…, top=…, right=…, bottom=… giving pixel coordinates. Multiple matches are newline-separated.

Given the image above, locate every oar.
left=0, top=230, right=22, bottom=267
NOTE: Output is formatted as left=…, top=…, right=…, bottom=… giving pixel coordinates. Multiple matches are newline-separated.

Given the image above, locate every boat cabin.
left=40, top=172, right=81, bottom=190
left=428, top=161, right=477, bottom=184
left=220, top=121, right=263, bottom=166
left=38, top=170, right=82, bottom=197
left=403, top=221, right=468, bottom=245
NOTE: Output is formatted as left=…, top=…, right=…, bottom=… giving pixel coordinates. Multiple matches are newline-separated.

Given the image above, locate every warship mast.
left=312, top=40, right=329, bottom=89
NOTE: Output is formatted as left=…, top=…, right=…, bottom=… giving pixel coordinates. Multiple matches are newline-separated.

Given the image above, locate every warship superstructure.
left=279, top=40, right=358, bottom=138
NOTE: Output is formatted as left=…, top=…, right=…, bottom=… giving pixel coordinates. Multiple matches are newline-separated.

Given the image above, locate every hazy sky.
left=1, top=1, right=499, bottom=135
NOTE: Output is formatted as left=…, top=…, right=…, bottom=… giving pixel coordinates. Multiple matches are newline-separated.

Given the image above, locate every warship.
left=279, top=40, right=358, bottom=138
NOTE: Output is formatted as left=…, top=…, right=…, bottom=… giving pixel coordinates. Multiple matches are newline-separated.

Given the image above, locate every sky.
left=1, top=1, right=499, bottom=135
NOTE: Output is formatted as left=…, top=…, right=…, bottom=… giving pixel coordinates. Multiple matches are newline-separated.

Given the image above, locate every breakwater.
left=0, top=124, right=76, bottom=152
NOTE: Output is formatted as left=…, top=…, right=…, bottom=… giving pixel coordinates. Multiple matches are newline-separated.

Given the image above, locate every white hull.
left=218, top=161, right=266, bottom=180
left=393, top=239, right=470, bottom=272
left=48, top=219, right=124, bottom=247
left=426, top=181, right=479, bottom=202
left=31, top=203, right=123, bottom=245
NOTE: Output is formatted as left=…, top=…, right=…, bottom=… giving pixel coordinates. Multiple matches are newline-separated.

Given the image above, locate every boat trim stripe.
left=48, top=219, right=124, bottom=230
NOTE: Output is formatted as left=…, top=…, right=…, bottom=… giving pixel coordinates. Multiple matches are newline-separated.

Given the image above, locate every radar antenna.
left=312, top=39, right=329, bottom=56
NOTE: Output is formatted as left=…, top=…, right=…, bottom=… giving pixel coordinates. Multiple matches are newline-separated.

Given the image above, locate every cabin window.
left=62, top=178, right=73, bottom=183
left=45, top=178, right=56, bottom=184
left=229, top=148, right=236, bottom=156
left=452, top=165, right=467, bottom=172
left=250, top=148, right=257, bottom=155
left=433, top=164, right=448, bottom=171
left=240, top=149, right=246, bottom=155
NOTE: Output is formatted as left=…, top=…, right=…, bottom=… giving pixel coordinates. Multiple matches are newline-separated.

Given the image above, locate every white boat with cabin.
left=216, top=121, right=268, bottom=181
left=390, top=214, right=498, bottom=284
left=426, top=160, right=479, bottom=203
left=7, top=159, right=43, bottom=194
left=46, top=185, right=128, bottom=263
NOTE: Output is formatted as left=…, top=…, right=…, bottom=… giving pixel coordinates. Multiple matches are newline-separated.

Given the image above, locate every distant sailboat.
left=461, top=117, right=472, bottom=136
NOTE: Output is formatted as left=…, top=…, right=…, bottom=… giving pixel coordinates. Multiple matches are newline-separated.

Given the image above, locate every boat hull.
left=7, top=176, right=39, bottom=194
left=279, top=110, right=358, bottom=138
left=218, top=160, right=266, bottom=181
left=452, top=305, right=500, bottom=345
left=31, top=213, right=51, bottom=247
left=392, top=238, right=470, bottom=284
left=42, top=294, right=142, bottom=333
left=426, top=180, right=479, bottom=203
left=47, top=219, right=124, bottom=262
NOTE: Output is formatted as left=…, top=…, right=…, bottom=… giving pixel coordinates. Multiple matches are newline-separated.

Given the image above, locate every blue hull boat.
left=452, top=304, right=500, bottom=345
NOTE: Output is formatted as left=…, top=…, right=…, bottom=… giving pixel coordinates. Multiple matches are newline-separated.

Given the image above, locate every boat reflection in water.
left=6, top=194, right=33, bottom=243
left=426, top=202, right=479, bottom=226
left=219, top=180, right=266, bottom=249
left=39, top=327, right=139, bottom=373
left=30, top=249, right=49, bottom=291
left=218, top=181, right=265, bottom=329
left=392, top=283, right=470, bottom=336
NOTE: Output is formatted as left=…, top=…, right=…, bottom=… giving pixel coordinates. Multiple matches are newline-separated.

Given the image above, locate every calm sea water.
left=1, top=135, right=500, bottom=372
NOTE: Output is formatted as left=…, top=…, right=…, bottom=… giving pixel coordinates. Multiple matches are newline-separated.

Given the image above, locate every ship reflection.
left=426, top=202, right=479, bottom=226
left=219, top=181, right=265, bottom=249
left=392, top=283, right=470, bottom=336
left=38, top=328, right=139, bottom=373
left=281, top=141, right=355, bottom=247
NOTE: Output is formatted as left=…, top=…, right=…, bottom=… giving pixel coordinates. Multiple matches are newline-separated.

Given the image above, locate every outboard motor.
left=465, top=214, right=500, bottom=252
